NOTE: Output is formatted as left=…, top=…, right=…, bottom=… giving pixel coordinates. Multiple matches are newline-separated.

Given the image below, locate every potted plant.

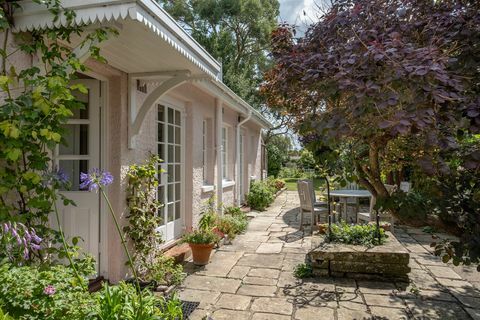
left=182, top=229, right=220, bottom=266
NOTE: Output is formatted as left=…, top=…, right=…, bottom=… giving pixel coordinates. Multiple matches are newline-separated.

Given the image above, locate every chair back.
left=400, top=181, right=411, bottom=193
left=346, top=182, right=359, bottom=190
left=297, top=180, right=314, bottom=212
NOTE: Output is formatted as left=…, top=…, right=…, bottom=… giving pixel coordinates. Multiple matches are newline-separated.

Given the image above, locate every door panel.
left=157, top=104, right=183, bottom=243
left=54, top=79, right=101, bottom=273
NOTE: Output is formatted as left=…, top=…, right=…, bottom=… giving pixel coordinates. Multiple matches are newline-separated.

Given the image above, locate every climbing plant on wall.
left=0, top=0, right=115, bottom=262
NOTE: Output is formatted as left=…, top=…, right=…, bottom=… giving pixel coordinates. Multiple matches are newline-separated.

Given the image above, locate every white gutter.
left=236, top=110, right=252, bottom=206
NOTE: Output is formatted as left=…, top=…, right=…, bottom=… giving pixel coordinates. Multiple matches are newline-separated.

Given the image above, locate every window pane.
left=158, top=186, right=164, bottom=203
left=168, top=164, right=173, bottom=182
left=175, top=183, right=180, bottom=200
left=168, top=125, right=174, bottom=143
left=72, top=91, right=89, bottom=119
left=167, top=203, right=174, bottom=222
left=174, top=110, right=181, bottom=125
left=158, top=206, right=165, bottom=225
left=158, top=105, right=164, bottom=122
left=168, top=108, right=174, bottom=124
left=175, top=146, right=180, bottom=163
left=175, top=202, right=180, bottom=220
left=59, top=124, right=88, bottom=155
left=157, top=144, right=164, bottom=160
left=168, top=184, right=174, bottom=202
left=168, top=145, right=174, bottom=163
left=59, top=160, right=89, bottom=191
left=175, top=127, right=180, bottom=144
left=157, top=123, right=164, bottom=142
left=175, top=165, right=180, bottom=182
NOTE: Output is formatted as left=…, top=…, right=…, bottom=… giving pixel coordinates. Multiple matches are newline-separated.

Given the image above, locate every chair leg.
left=310, top=212, right=314, bottom=234
left=299, top=209, right=304, bottom=231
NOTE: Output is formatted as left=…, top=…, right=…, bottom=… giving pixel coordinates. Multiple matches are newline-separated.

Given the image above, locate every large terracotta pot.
left=188, top=243, right=214, bottom=266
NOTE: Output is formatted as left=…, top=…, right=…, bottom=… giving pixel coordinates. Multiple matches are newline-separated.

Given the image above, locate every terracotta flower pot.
left=189, top=243, right=214, bottom=266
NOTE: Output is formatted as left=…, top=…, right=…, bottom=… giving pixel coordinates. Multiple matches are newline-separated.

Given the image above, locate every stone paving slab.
left=179, top=191, right=480, bottom=319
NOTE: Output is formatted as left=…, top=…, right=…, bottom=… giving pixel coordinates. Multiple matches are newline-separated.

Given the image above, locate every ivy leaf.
left=6, top=149, right=21, bottom=161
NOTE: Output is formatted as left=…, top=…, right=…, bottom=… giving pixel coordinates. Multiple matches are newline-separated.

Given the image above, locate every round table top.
left=329, top=189, right=372, bottom=198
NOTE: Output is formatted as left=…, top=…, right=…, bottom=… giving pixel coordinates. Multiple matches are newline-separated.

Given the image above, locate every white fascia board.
left=14, top=0, right=221, bottom=79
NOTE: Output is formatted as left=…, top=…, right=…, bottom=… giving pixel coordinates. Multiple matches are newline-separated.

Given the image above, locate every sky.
left=278, top=0, right=325, bottom=33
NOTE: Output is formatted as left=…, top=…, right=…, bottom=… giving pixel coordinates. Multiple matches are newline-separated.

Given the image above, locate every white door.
left=55, top=79, right=101, bottom=273
left=157, top=104, right=183, bottom=243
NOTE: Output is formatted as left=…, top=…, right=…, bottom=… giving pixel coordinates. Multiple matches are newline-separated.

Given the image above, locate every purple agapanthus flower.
left=80, top=169, right=114, bottom=191
left=55, top=168, right=69, bottom=185
left=43, top=285, right=56, bottom=296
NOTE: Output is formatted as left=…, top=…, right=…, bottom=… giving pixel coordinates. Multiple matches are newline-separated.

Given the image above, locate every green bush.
left=216, top=215, right=248, bottom=240
left=147, top=255, right=185, bottom=286
left=94, top=282, right=183, bottom=320
left=328, top=222, right=387, bottom=247
left=224, top=206, right=243, bottom=217
left=0, top=263, right=95, bottom=320
left=376, top=190, right=430, bottom=223
left=278, top=167, right=304, bottom=179
left=246, top=181, right=274, bottom=211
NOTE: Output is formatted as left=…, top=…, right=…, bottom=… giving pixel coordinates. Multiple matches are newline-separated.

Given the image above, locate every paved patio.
left=179, top=191, right=480, bottom=320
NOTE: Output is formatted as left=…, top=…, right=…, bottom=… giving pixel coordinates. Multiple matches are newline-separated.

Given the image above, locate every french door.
left=54, top=79, right=102, bottom=274
left=157, top=104, right=183, bottom=243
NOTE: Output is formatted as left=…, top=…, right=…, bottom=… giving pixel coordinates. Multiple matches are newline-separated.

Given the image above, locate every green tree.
left=266, top=135, right=290, bottom=177
left=159, top=0, right=279, bottom=107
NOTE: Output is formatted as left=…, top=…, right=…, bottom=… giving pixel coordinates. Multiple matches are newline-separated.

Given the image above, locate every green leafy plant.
left=215, top=215, right=247, bottom=240
left=123, top=154, right=165, bottom=280
left=0, top=263, right=95, bottom=320
left=293, top=263, right=313, bottom=279
left=0, top=1, right=115, bottom=263
left=94, top=282, right=182, bottom=320
left=148, top=255, right=185, bottom=286
left=246, top=181, right=274, bottom=211
left=223, top=206, right=243, bottom=217
left=157, top=294, right=183, bottom=320
left=198, top=194, right=218, bottom=231
left=328, top=222, right=387, bottom=247
left=182, top=229, right=220, bottom=245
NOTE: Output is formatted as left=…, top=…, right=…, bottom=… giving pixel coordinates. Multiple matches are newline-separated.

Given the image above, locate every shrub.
left=278, top=167, right=304, bottom=179
left=266, top=177, right=285, bottom=193
left=224, top=206, right=243, bottom=217
left=146, top=255, right=185, bottom=286
left=216, top=215, right=248, bottom=240
left=246, top=181, right=274, bottom=211
left=376, top=190, right=430, bottom=223
left=294, top=263, right=313, bottom=278
left=0, top=263, right=95, bottom=320
left=94, top=282, right=183, bottom=320
left=328, top=222, right=387, bottom=247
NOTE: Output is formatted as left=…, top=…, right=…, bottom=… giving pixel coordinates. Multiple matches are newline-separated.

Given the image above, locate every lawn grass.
left=283, top=177, right=324, bottom=192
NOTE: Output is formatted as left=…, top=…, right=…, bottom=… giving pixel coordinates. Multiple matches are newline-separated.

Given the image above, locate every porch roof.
left=14, top=0, right=271, bottom=129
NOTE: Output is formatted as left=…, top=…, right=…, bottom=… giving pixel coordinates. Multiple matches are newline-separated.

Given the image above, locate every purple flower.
left=55, top=168, right=69, bottom=185
left=43, top=285, right=56, bottom=296
left=31, top=234, right=42, bottom=244
left=30, top=243, right=41, bottom=251
left=2, top=222, right=9, bottom=233
left=23, top=247, right=29, bottom=260
left=80, top=169, right=114, bottom=191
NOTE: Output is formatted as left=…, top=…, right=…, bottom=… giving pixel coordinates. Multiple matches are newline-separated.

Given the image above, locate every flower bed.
left=308, top=231, right=410, bottom=280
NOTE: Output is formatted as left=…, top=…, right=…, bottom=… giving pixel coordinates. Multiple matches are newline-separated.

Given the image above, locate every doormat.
left=181, top=300, right=200, bottom=318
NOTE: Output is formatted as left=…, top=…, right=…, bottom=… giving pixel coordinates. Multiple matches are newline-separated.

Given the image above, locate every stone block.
left=330, top=260, right=411, bottom=275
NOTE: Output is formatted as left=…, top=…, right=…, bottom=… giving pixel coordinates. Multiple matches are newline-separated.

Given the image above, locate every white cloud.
left=279, top=0, right=325, bottom=28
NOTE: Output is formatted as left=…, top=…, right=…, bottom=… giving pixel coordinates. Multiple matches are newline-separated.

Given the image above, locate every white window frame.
left=222, top=126, right=228, bottom=180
